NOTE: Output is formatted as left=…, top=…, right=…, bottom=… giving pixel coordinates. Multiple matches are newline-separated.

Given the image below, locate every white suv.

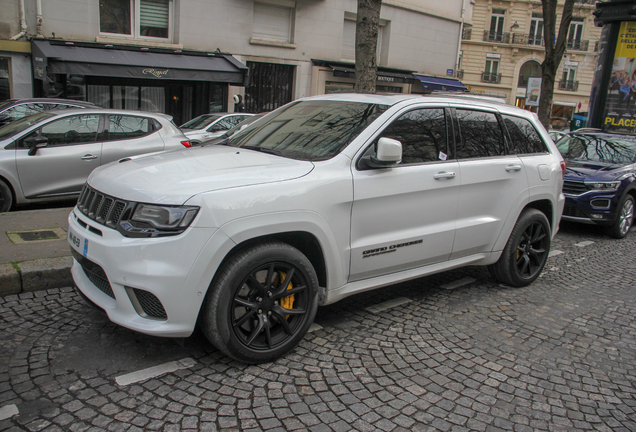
left=67, top=93, right=565, bottom=363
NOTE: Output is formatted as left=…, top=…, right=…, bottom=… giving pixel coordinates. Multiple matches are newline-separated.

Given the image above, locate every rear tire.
left=489, top=208, right=551, bottom=287
left=607, top=194, right=634, bottom=239
left=0, top=180, right=13, bottom=213
left=202, top=241, right=319, bottom=364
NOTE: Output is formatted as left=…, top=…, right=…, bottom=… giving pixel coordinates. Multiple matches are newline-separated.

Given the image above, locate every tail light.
left=560, top=161, right=566, bottom=176
left=181, top=140, right=192, bottom=148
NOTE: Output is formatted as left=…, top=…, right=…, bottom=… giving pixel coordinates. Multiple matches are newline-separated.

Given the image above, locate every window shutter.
left=253, top=2, right=292, bottom=43
left=342, top=19, right=356, bottom=60
left=140, top=0, right=169, bottom=30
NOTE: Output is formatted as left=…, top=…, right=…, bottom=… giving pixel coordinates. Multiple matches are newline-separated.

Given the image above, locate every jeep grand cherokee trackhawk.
left=68, top=93, right=565, bottom=363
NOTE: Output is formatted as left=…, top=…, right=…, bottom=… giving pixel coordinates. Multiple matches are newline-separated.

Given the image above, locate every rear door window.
left=502, top=115, right=549, bottom=154
left=454, top=109, right=505, bottom=158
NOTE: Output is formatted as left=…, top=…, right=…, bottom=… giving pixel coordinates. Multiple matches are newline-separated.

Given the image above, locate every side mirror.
left=25, top=136, right=49, bottom=156
left=360, top=137, right=402, bottom=169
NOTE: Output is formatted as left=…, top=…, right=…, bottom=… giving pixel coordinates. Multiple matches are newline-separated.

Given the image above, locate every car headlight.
left=584, top=181, right=621, bottom=191
left=118, top=204, right=199, bottom=237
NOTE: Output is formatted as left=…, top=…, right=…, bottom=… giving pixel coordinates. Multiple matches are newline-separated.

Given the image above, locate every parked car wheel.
left=489, top=208, right=551, bottom=287
left=0, top=179, right=13, bottom=212
left=607, top=194, right=635, bottom=239
left=203, top=241, right=319, bottom=363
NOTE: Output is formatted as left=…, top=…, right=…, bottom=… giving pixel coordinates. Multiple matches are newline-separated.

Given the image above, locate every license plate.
left=68, top=225, right=89, bottom=257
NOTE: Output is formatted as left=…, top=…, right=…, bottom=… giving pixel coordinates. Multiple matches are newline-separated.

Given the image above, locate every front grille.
left=132, top=289, right=167, bottom=320
left=71, top=249, right=115, bottom=299
left=77, top=184, right=129, bottom=229
left=563, top=180, right=588, bottom=196
left=562, top=203, right=588, bottom=218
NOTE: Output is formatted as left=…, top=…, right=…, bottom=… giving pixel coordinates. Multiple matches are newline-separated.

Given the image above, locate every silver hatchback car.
left=0, top=109, right=192, bottom=212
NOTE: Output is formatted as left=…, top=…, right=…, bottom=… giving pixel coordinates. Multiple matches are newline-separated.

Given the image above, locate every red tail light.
left=181, top=140, right=192, bottom=148
left=560, top=161, right=566, bottom=176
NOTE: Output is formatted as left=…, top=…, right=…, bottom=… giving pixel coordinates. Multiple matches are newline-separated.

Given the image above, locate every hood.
left=87, top=145, right=315, bottom=204
left=564, top=160, right=632, bottom=181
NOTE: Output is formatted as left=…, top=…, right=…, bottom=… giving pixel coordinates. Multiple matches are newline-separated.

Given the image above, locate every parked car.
left=549, top=130, right=567, bottom=142
left=199, top=113, right=268, bottom=146
left=180, top=112, right=253, bottom=145
left=0, top=109, right=191, bottom=212
left=68, top=93, right=565, bottom=363
left=557, top=131, right=636, bottom=238
left=0, top=98, right=97, bottom=128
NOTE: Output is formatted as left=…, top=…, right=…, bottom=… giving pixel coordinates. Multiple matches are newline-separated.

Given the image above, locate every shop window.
left=100, top=0, right=172, bottom=41
left=0, top=58, right=9, bottom=101
left=252, top=1, right=294, bottom=44
left=341, top=16, right=385, bottom=62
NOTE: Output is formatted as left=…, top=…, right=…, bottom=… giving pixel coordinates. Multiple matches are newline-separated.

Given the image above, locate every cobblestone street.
left=1, top=222, right=635, bottom=432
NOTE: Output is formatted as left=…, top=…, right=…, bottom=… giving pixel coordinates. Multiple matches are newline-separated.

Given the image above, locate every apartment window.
left=483, top=56, right=501, bottom=83
left=252, top=1, right=295, bottom=44
left=100, top=0, right=172, bottom=40
left=529, top=13, right=543, bottom=46
left=568, top=18, right=584, bottom=50
left=489, top=9, right=506, bottom=42
left=341, top=17, right=384, bottom=61
left=0, top=58, right=9, bottom=101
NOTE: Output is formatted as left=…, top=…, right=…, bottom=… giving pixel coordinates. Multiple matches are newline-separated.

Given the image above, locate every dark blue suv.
left=557, top=131, right=636, bottom=238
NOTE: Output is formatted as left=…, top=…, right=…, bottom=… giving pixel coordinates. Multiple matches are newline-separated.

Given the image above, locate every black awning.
left=312, top=59, right=419, bottom=85
left=32, top=40, right=249, bottom=85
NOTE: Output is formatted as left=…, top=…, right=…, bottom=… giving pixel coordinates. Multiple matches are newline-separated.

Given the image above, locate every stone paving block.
left=0, top=263, right=21, bottom=296
left=17, top=257, right=73, bottom=292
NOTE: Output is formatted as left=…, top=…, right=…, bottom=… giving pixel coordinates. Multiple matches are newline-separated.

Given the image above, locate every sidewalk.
left=0, top=207, right=75, bottom=296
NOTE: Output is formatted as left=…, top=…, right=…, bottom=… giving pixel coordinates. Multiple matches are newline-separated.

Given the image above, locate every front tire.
left=489, top=208, right=551, bottom=287
left=0, top=180, right=13, bottom=213
left=202, top=241, right=319, bottom=364
left=607, top=194, right=634, bottom=239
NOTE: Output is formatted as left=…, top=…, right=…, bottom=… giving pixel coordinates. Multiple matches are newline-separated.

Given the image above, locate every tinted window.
left=39, top=114, right=100, bottom=146
left=228, top=100, right=388, bottom=161
left=455, top=109, right=505, bottom=158
left=108, top=115, right=152, bottom=140
left=503, top=115, right=548, bottom=154
left=378, top=108, right=448, bottom=164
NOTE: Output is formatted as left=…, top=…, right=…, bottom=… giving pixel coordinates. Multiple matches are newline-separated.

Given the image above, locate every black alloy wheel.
left=489, top=208, right=551, bottom=287
left=203, top=242, right=318, bottom=363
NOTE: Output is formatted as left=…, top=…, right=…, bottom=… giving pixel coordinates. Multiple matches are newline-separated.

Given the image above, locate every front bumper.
left=68, top=207, right=219, bottom=337
left=561, top=193, right=619, bottom=226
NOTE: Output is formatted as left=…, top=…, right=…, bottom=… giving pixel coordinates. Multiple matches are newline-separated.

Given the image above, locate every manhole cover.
left=6, top=228, right=67, bottom=245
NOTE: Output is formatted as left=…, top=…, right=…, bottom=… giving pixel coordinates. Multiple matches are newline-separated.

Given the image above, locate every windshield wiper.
left=240, top=145, right=282, bottom=156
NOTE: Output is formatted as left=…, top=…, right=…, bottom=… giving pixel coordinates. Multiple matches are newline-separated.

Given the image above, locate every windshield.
left=0, top=112, right=55, bottom=141
left=226, top=100, right=388, bottom=161
left=180, top=114, right=222, bottom=129
left=556, top=134, right=636, bottom=164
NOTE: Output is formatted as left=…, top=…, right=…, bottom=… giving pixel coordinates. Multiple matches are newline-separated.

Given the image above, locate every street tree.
left=538, top=0, right=576, bottom=129
left=354, top=0, right=382, bottom=93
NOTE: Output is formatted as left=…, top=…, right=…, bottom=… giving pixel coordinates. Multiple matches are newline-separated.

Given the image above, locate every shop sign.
left=603, top=21, right=636, bottom=134
left=142, top=68, right=170, bottom=78
left=377, top=76, right=395, bottom=83
left=526, top=77, right=542, bottom=107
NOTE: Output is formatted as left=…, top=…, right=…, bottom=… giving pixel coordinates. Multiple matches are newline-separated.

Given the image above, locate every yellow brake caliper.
left=278, top=272, right=295, bottom=317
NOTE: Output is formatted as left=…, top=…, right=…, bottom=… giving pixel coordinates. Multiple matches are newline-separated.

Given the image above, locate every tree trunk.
left=538, top=0, right=576, bottom=129
left=354, top=0, right=381, bottom=94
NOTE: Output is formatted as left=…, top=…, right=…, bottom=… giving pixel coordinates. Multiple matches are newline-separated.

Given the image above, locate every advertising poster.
left=526, top=77, right=542, bottom=107
left=604, top=21, right=636, bottom=133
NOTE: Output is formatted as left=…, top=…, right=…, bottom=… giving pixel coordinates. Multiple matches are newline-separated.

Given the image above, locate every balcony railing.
left=462, top=28, right=472, bottom=40
left=455, top=70, right=464, bottom=79
left=559, top=80, right=579, bottom=91
left=483, top=31, right=510, bottom=44
left=512, top=33, right=545, bottom=46
left=567, top=40, right=589, bottom=51
left=482, top=72, right=502, bottom=84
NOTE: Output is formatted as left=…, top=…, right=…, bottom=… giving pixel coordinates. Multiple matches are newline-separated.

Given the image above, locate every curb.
left=0, top=256, right=73, bottom=297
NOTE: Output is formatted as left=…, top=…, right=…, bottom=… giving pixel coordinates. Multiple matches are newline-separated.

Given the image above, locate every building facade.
left=0, top=0, right=471, bottom=123
left=458, top=0, right=601, bottom=129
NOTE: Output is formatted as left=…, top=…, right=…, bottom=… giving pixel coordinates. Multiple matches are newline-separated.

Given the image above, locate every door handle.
left=81, top=154, right=98, bottom=161
left=505, top=164, right=522, bottom=172
left=434, top=171, right=456, bottom=180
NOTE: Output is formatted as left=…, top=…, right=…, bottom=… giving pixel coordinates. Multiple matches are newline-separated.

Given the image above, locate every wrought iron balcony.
left=559, top=80, right=579, bottom=91
left=512, top=33, right=545, bottom=46
left=483, top=31, right=510, bottom=44
left=567, top=40, right=589, bottom=51
left=482, top=72, right=502, bottom=84
left=462, top=28, right=472, bottom=40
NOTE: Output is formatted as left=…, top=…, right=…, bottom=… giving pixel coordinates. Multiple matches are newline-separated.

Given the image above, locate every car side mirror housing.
left=25, top=136, right=49, bottom=156
left=360, top=137, right=402, bottom=169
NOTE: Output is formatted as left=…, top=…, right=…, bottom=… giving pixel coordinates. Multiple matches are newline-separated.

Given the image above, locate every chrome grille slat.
left=563, top=180, right=588, bottom=196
